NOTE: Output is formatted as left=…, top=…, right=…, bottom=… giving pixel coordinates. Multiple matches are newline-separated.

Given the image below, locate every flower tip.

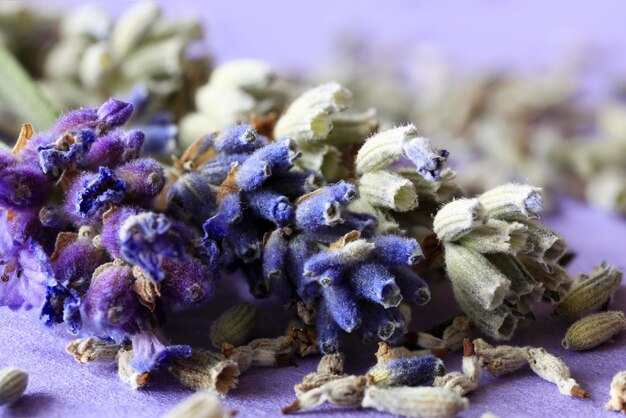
left=97, top=98, right=134, bottom=128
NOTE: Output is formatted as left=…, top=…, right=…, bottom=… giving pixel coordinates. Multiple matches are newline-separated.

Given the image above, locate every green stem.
left=0, top=44, right=58, bottom=131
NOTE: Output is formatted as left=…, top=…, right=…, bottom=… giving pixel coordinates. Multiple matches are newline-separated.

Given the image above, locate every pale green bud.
left=562, top=311, right=626, bottom=351
left=433, top=198, right=486, bottom=242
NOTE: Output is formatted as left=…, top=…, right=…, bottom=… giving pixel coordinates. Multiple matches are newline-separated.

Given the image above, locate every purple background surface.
left=3, top=1, right=626, bottom=417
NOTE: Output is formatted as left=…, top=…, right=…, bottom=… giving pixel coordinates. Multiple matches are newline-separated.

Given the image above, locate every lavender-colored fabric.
left=0, top=197, right=624, bottom=417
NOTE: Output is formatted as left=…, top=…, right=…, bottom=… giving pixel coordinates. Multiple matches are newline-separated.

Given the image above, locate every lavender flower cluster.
left=0, top=99, right=431, bottom=381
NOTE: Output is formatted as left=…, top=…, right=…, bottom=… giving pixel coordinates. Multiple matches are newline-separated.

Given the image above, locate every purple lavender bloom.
left=287, top=235, right=321, bottom=303
left=245, top=189, right=294, bottom=226
left=97, top=98, right=134, bottom=129
left=159, top=257, right=215, bottom=306
left=371, top=356, right=445, bottom=387
left=317, top=301, right=341, bottom=354
left=82, top=129, right=144, bottom=169
left=115, top=158, right=165, bottom=201
left=351, top=262, right=402, bottom=308
left=66, top=167, right=126, bottom=221
left=268, top=170, right=323, bottom=199
left=214, top=124, right=266, bottom=154
left=360, top=303, right=405, bottom=342
left=84, top=262, right=141, bottom=332
left=118, top=212, right=187, bottom=283
left=322, top=283, right=360, bottom=332
left=51, top=235, right=109, bottom=294
left=0, top=163, right=51, bottom=210
left=392, top=266, right=430, bottom=306
left=129, top=328, right=192, bottom=374
left=328, top=181, right=359, bottom=204
left=235, top=138, right=300, bottom=191
left=295, top=188, right=342, bottom=232
left=372, top=235, right=423, bottom=266
left=38, top=129, right=97, bottom=179
left=0, top=211, right=52, bottom=311
left=262, top=228, right=289, bottom=282
left=167, top=172, right=217, bottom=223
left=49, top=107, right=99, bottom=136
left=40, top=281, right=82, bottom=334
left=100, top=206, right=140, bottom=258
left=198, top=153, right=248, bottom=185
left=219, top=193, right=243, bottom=224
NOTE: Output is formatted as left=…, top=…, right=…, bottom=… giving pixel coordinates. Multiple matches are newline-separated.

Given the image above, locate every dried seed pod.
left=66, top=337, right=121, bottom=364
left=473, top=338, right=528, bottom=376
left=169, top=349, right=240, bottom=395
left=606, top=371, right=626, bottom=413
left=555, top=263, right=623, bottom=320
left=434, top=339, right=481, bottom=395
left=433, top=198, right=486, bottom=242
left=478, top=183, right=543, bottom=220
left=562, top=311, right=626, bottom=351
left=525, top=347, right=588, bottom=398
left=210, top=302, right=259, bottom=348
left=282, top=375, right=366, bottom=414
left=0, top=367, right=28, bottom=406
left=362, top=386, right=469, bottom=418
left=164, top=392, right=234, bottom=418
left=358, top=170, right=418, bottom=212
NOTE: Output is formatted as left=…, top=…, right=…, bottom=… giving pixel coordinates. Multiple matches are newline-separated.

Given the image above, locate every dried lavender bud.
left=65, top=167, right=126, bottom=221
left=362, top=386, right=469, bottom=418
left=294, top=353, right=346, bottom=395
left=526, top=347, right=588, bottom=398
left=0, top=367, right=28, bottom=406
left=355, top=124, right=417, bottom=174
left=454, top=287, right=518, bottom=340
left=374, top=342, right=434, bottom=364
left=0, top=163, right=52, bottom=210
left=444, top=243, right=511, bottom=311
left=433, top=198, right=486, bottom=242
left=366, top=355, right=445, bottom=387
left=214, top=124, right=265, bottom=155
left=169, top=348, right=240, bottom=395
left=164, top=392, right=234, bottom=418
left=288, top=327, right=318, bottom=357
left=66, top=337, right=121, bottom=364
left=351, top=262, right=402, bottom=308
left=210, top=302, right=259, bottom=348
left=606, top=371, right=626, bottom=413
left=274, top=83, right=352, bottom=142
left=518, top=219, right=567, bottom=265
left=282, top=375, right=366, bottom=414
left=371, top=234, right=423, bottom=266
left=478, top=183, right=543, bottom=220
left=235, top=138, right=300, bottom=191
left=115, top=158, right=165, bottom=201
left=358, top=170, right=418, bottom=212
left=392, top=267, right=430, bottom=306
left=458, top=219, right=529, bottom=255
left=555, top=262, right=623, bottom=320
left=473, top=338, right=529, bottom=377
left=562, top=311, right=626, bottom=351
left=246, top=189, right=295, bottom=226
left=434, top=339, right=480, bottom=395
left=167, top=173, right=218, bottom=224
left=159, top=257, right=215, bottom=307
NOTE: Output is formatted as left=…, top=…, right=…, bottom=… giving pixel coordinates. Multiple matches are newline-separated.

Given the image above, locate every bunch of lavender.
left=0, top=99, right=218, bottom=383
left=168, top=123, right=431, bottom=354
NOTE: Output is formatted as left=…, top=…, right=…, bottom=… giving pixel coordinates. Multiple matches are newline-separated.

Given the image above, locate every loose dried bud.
left=66, top=337, right=121, bottom=364
left=362, top=386, right=469, bottom=418
left=246, top=336, right=296, bottom=367
left=288, top=327, right=318, bottom=357
left=374, top=342, right=434, bottom=364
left=210, top=302, right=259, bottom=348
left=169, top=348, right=240, bottom=395
left=606, top=371, right=626, bottom=413
left=359, top=170, right=418, bottom=212
left=441, top=316, right=471, bottom=351
left=317, top=353, right=345, bottom=375
left=525, top=347, right=588, bottom=398
left=296, top=301, right=316, bottom=325
left=555, top=263, right=623, bottom=320
left=473, top=338, right=529, bottom=376
left=164, top=392, right=234, bottom=418
left=367, top=355, right=445, bottom=387
left=294, top=354, right=346, bottom=395
left=0, top=367, right=28, bottom=406
left=434, top=357, right=481, bottom=395
left=282, top=375, right=366, bottom=414
left=562, top=311, right=626, bottom=351
left=433, top=198, right=486, bottom=242
left=478, top=183, right=543, bottom=220
left=116, top=349, right=149, bottom=390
